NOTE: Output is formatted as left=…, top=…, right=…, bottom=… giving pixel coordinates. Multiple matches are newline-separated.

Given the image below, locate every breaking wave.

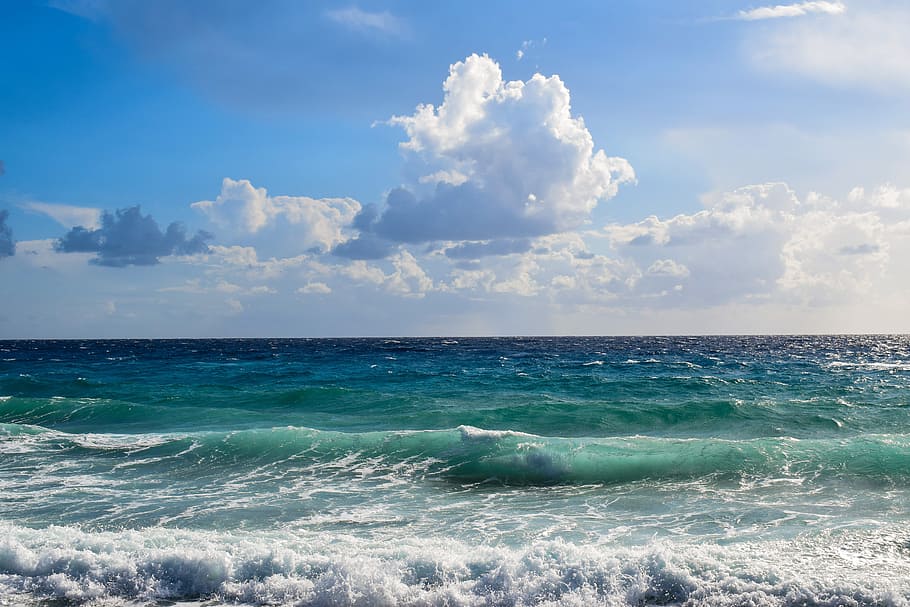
left=4, top=422, right=910, bottom=486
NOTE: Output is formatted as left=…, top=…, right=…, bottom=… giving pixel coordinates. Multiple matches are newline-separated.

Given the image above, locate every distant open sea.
left=2, top=336, right=910, bottom=606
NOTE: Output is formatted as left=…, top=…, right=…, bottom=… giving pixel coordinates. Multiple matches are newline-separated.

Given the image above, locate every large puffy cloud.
left=338, top=54, right=634, bottom=257
left=0, top=210, right=14, bottom=258
left=193, top=178, right=360, bottom=252
left=56, top=206, right=212, bottom=267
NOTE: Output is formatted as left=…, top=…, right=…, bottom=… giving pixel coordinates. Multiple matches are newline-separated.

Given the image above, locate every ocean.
left=1, top=336, right=909, bottom=606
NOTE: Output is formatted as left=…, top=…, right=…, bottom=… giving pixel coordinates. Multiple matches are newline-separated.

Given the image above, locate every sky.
left=2, top=0, right=910, bottom=337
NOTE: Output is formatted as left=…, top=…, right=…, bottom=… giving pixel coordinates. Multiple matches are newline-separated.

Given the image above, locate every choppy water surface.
left=1, top=336, right=910, bottom=605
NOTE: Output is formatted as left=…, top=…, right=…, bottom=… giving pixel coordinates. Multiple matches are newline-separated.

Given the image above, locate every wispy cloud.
left=735, top=1, right=846, bottom=21
left=325, top=6, right=405, bottom=36
left=515, top=38, right=546, bottom=62
left=24, top=201, right=101, bottom=230
left=516, top=40, right=531, bottom=61
left=748, top=5, right=910, bottom=92
left=297, top=282, right=332, bottom=295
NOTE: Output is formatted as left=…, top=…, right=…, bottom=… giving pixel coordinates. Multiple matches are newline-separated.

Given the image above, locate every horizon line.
left=1, top=333, right=908, bottom=341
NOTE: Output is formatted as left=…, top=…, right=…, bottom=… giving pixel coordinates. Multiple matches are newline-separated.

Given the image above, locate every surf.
left=1, top=523, right=907, bottom=606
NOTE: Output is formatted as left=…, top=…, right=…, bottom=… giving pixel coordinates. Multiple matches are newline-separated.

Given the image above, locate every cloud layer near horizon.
left=169, top=179, right=910, bottom=315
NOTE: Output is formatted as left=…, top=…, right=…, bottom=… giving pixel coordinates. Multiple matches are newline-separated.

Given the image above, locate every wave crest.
left=4, top=423, right=910, bottom=486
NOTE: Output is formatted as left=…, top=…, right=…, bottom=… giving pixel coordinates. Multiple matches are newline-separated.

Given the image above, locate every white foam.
left=828, top=361, right=910, bottom=371
left=457, top=425, right=536, bottom=440
left=0, top=524, right=907, bottom=606
left=71, top=433, right=174, bottom=451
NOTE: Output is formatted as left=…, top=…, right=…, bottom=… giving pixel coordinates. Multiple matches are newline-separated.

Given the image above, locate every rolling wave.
left=0, top=389, right=873, bottom=438
left=3, top=422, right=910, bottom=486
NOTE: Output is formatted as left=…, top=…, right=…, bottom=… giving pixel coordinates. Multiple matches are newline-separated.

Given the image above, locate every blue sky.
left=2, top=0, right=910, bottom=336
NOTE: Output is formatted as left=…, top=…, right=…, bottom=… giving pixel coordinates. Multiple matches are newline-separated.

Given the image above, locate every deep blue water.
left=1, top=336, right=909, bottom=605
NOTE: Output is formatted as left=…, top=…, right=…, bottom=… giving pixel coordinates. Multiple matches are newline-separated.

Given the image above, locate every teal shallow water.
left=1, top=336, right=910, bottom=605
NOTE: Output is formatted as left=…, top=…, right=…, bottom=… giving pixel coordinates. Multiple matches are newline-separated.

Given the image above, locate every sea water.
left=1, top=336, right=909, bottom=605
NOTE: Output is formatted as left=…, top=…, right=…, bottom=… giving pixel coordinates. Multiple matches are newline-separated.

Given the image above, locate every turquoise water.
left=1, top=336, right=910, bottom=605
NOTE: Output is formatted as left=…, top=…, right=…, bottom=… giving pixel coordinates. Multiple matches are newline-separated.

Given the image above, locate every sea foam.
left=0, top=524, right=907, bottom=606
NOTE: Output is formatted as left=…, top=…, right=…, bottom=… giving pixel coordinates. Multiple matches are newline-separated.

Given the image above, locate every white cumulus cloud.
left=297, top=282, right=332, bottom=295
left=421, top=181, right=910, bottom=309
left=339, top=53, right=634, bottom=257
left=386, top=251, right=434, bottom=298
left=605, top=182, right=910, bottom=305
left=648, top=259, right=690, bottom=278
left=193, top=178, right=361, bottom=252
